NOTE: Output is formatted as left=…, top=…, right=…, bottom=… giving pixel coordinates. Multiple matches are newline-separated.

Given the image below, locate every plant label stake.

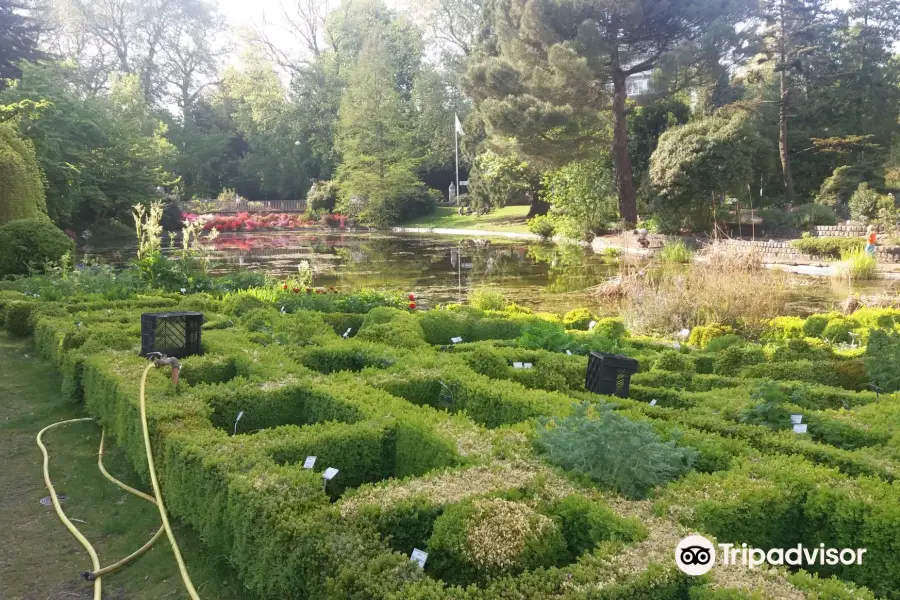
left=513, top=362, right=524, bottom=369
left=790, top=414, right=803, bottom=425
left=650, top=399, right=657, bottom=406
left=410, top=548, right=428, bottom=568
left=793, top=424, right=808, bottom=434
left=322, top=467, right=339, bottom=492
left=303, top=456, right=316, bottom=469
left=280, top=306, right=286, bottom=314
left=343, top=328, right=352, bottom=339
left=451, top=337, right=463, bottom=344
left=566, top=350, right=572, bottom=355
left=234, top=411, right=245, bottom=435
left=588, top=321, right=597, bottom=331
left=523, top=363, right=533, bottom=369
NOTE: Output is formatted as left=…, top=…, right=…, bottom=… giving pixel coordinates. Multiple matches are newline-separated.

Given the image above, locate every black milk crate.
left=585, top=351, right=639, bottom=398
left=141, top=312, right=203, bottom=359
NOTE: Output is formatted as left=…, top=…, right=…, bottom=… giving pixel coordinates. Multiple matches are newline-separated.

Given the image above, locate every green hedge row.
left=657, top=455, right=900, bottom=598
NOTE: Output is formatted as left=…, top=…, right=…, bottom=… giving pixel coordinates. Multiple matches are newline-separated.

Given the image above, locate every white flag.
left=455, top=114, right=465, bottom=136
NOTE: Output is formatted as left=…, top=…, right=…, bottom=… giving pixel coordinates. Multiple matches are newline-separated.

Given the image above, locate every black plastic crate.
left=585, top=351, right=639, bottom=398
left=141, top=312, right=203, bottom=359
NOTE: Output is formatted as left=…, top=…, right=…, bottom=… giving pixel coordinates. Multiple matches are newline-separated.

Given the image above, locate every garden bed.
left=1, top=288, right=897, bottom=599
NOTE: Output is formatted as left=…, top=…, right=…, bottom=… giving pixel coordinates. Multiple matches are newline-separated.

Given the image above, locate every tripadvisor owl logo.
left=675, top=535, right=716, bottom=576
left=675, top=534, right=867, bottom=575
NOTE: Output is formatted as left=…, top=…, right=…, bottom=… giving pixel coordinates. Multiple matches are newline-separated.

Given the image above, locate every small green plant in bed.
left=534, top=403, right=697, bottom=499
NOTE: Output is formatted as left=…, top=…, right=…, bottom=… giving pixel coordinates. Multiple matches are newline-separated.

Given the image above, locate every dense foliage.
left=0, top=217, right=73, bottom=276
left=0, top=122, right=46, bottom=224
left=3, top=282, right=897, bottom=599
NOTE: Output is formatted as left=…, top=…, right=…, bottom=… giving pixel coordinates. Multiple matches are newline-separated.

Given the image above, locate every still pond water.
left=91, top=231, right=891, bottom=314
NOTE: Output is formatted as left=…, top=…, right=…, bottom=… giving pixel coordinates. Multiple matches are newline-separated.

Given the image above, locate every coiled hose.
left=36, top=358, right=200, bottom=600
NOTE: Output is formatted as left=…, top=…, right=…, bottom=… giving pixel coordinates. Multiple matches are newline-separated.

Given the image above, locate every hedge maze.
left=3, top=288, right=899, bottom=600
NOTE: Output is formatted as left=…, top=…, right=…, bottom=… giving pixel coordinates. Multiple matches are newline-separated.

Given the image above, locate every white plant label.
left=790, top=414, right=803, bottom=425
left=303, top=456, right=317, bottom=469
left=588, top=320, right=597, bottom=331
left=679, top=328, right=691, bottom=338
left=410, top=548, right=428, bottom=568
left=513, top=362, right=524, bottom=369
left=793, top=424, right=808, bottom=434
left=451, top=337, right=463, bottom=344
left=323, top=467, right=339, bottom=480
left=566, top=350, right=572, bottom=355
left=650, top=399, right=658, bottom=406
left=343, top=328, right=352, bottom=338
left=672, top=342, right=681, bottom=350
left=523, top=363, right=533, bottom=369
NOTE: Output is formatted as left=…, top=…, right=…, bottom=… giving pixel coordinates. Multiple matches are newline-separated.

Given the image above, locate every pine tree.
left=467, top=0, right=753, bottom=225
left=334, top=33, right=424, bottom=226
left=0, top=0, right=44, bottom=86
left=758, top=0, right=833, bottom=203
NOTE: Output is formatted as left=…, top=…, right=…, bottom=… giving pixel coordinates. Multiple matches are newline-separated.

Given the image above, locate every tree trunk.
left=526, top=193, right=550, bottom=218
left=611, top=70, right=638, bottom=226
left=778, top=0, right=796, bottom=204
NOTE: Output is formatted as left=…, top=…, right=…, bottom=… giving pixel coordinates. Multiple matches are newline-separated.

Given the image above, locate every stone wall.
left=719, top=239, right=900, bottom=264
left=814, top=225, right=875, bottom=237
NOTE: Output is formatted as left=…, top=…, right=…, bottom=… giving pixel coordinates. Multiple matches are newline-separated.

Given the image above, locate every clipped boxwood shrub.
left=739, top=359, right=868, bottom=390
left=545, top=495, right=646, bottom=562
left=0, top=218, right=74, bottom=277
left=790, top=237, right=865, bottom=259
left=688, top=324, right=734, bottom=348
left=427, top=498, right=567, bottom=585
left=562, top=308, right=597, bottom=330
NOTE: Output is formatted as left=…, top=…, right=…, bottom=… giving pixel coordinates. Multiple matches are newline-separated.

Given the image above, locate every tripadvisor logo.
left=675, top=535, right=867, bottom=576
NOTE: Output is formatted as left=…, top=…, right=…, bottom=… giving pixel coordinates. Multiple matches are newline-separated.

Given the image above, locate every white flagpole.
left=454, top=117, right=460, bottom=203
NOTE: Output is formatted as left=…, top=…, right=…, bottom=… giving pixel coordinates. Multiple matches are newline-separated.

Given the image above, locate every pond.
left=87, top=230, right=894, bottom=314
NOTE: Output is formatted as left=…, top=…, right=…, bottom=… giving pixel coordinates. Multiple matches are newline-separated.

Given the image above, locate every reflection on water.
left=198, top=231, right=620, bottom=311
left=87, top=231, right=897, bottom=314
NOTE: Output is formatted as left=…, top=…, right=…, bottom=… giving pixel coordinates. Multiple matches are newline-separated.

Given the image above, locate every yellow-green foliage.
left=0, top=124, right=46, bottom=225
left=688, top=324, right=734, bottom=348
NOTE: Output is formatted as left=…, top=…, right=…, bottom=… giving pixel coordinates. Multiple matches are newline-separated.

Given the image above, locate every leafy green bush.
left=0, top=124, right=46, bottom=225
left=688, top=324, right=734, bottom=348
left=0, top=218, right=74, bottom=277
left=762, top=316, right=805, bottom=341
left=791, top=203, right=838, bottom=229
left=848, top=183, right=881, bottom=222
left=545, top=495, right=646, bottom=561
left=713, top=345, right=765, bottom=376
left=865, top=330, right=900, bottom=392
left=527, top=214, right=556, bottom=239
left=306, top=179, right=339, bottom=213
left=821, top=318, right=856, bottom=343
left=739, top=359, right=868, bottom=390
left=790, top=237, right=865, bottom=259
left=427, top=498, right=567, bottom=585
left=562, top=308, right=596, bottom=330
left=739, top=381, right=793, bottom=430
left=468, top=287, right=507, bottom=311
left=652, top=349, right=694, bottom=373
left=535, top=403, right=697, bottom=499
left=704, top=334, right=745, bottom=353
left=517, top=319, right=572, bottom=352
left=803, top=314, right=834, bottom=338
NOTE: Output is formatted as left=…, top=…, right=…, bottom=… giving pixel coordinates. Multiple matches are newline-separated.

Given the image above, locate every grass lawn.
left=0, top=332, right=245, bottom=600
left=403, top=205, right=531, bottom=233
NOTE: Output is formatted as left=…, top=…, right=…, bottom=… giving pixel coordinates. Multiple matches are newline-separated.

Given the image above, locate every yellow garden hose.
left=37, top=418, right=102, bottom=600
left=37, top=358, right=200, bottom=599
left=139, top=360, right=202, bottom=600
left=87, top=430, right=166, bottom=580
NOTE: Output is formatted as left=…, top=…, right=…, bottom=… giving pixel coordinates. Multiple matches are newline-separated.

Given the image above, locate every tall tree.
left=334, top=33, right=427, bottom=226
left=467, top=0, right=753, bottom=224
left=0, top=0, right=44, bottom=86
left=758, top=0, right=833, bottom=203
